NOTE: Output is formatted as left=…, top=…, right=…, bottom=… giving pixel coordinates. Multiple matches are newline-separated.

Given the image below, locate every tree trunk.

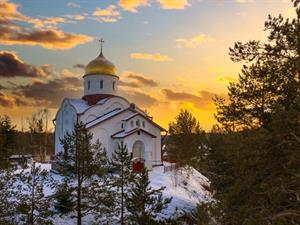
left=121, top=166, right=124, bottom=225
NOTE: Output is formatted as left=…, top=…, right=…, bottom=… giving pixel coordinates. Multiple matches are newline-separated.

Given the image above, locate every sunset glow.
left=0, top=0, right=295, bottom=131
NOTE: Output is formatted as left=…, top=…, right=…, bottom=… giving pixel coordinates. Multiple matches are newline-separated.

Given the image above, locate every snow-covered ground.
left=150, top=165, right=212, bottom=218
left=17, top=162, right=212, bottom=224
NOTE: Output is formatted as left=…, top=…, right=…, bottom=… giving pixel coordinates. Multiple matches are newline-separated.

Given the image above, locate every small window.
left=130, top=120, right=134, bottom=128
left=88, top=80, right=90, bottom=89
left=142, top=121, right=145, bottom=128
left=112, top=81, right=115, bottom=90
left=136, top=119, right=140, bottom=127
left=100, top=80, right=103, bottom=89
left=121, top=123, right=124, bottom=129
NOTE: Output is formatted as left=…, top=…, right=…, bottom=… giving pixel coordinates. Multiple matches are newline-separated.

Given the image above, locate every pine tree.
left=55, top=122, right=113, bottom=225
left=0, top=115, right=16, bottom=168
left=203, top=1, right=300, bottom=224
left=53, top=178, right=75, bottom=215
left=0, top=168, right=19, bottom=225
left=125, top=169, right=172, bottom=225
left=167, top=109, right=206, bottom=168
left=17, top=162, right=53, bottom=225
left=110, top=141, right=134, bottom=225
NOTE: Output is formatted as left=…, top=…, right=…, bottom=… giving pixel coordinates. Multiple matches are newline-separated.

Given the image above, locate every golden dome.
left=85, top=52, right=117, bottom=76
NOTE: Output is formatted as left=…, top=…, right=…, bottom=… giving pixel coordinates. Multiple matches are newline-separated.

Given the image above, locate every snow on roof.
left=121, top=112, right=139, bottom=121
left=111, top=128, right=157, bottom=139
left=68, top=98, right=90, bottom=114
left=67, top=97, right=110, bottom=114
left=85, top=107, right=123, bottom=128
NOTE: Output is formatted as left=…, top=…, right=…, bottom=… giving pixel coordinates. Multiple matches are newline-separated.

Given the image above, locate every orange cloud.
left=119, top=0, right=149, bottom=12
left=176, top=33, right=215, bottom=48
left=0, top=0, right=93, bottom=50
left=162, top=89, right=225, bottom=109
left=0, top=29, right=93, bottom=50
left=157, top=0, right=190, bottom=10
left=0, top=92, right=27, bottom=107
left=93, top=5, right=121, bottom=22
left=130, top=53, right=173, bottom=61
left=120, top=71, right=158, bottom=88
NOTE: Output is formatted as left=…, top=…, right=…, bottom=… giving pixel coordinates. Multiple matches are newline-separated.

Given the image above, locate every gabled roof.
left=122, top=112, right=165, bottom=131
left=111, top=128, right=157, bottom=139
left=85, top=107, right=125, bottom=128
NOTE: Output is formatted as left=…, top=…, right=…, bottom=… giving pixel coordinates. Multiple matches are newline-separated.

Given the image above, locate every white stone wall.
left=83, top=74, right=119, bottom=96
left=54, top=100, right=78, bottom=155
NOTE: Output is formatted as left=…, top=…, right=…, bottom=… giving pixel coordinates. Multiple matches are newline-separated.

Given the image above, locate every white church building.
left=54, top=48, right=165, bottom=169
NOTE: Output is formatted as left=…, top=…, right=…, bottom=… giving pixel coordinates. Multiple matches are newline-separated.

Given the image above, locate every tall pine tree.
left=125, top=169, right=172, bottom=225
left=17, top=162, right=53, bottom=225
left=201, top=1, right=300, bottom=224
left=55, top=122, right=113, bottom=225
left=110, top=141, right=134, bottom=225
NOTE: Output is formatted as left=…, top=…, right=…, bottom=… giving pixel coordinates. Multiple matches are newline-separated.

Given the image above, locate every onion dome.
left=84, top=52, right=117, bottom=76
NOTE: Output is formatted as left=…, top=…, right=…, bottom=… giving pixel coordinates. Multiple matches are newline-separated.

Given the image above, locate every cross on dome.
left=98, top=38, right=104, bottom=54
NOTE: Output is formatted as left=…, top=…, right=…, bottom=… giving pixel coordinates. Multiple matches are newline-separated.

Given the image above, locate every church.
left=54, top=46, right=165, bottom=170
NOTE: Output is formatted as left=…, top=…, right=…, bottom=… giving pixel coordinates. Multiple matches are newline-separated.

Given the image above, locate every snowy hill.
left=150, top=164, right=212, bottom=218
left=20, top=163, right=212, bottom=224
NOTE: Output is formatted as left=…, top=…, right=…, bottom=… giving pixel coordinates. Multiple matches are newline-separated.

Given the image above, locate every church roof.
left=68, top=99, right=90, bottom=114
left=111, top=128, right=157, bottom=139
left=85, top=107, right=124, bottom=128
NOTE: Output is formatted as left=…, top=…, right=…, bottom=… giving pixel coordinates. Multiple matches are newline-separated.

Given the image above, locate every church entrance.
left=132, top=140, right=145, bottom=172
left=132, top=140, right=145, bottom=159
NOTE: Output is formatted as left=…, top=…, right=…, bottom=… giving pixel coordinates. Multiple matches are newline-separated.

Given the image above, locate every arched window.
left=88, top=80, right=90, bottom=89
left=100, top=80, right=103, bottom=89
left=112, top=81, right=115, bottom=90
left=142, top=121, right=145, bottom=128
left=136, top=119, right=140, bottom=127
left=130, top=120, right=134, bottom=128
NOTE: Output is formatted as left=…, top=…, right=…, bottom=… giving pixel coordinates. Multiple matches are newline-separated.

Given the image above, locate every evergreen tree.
left=17, top=162, right=53, bottom=225
left=53, top=178, right=75, bottom=215
left=0, top=115, right=16, bottom=168
left=167, top=109, right=206, bottom=168
left=0, top=168, right=19, bottom=225
left=110, top=141, right=134, bottom=225
left=125, top=169, right=172, bottom=225
left=201, top=1, right=300, bottom=224
left=55, top=122, right=113, bottom=225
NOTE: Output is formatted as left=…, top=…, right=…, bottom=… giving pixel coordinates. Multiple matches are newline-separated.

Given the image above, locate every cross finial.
left=98, top=38, right=104, bottom=54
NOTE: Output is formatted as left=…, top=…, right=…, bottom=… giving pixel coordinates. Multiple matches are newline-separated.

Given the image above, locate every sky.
left=0, top=0, right=296, bottom=131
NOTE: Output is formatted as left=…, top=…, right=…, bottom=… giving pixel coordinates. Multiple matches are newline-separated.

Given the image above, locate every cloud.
left=130, top=53, right=173, bottom=61
left=31, top=17, right=68, bottom=29
left=14, top=76, right=83, bottom=108
left=162, top=89, right=223, bottom=108
left=119, top=0, right=149, bottom=12
left=120, top=89, right=158, bottom=107
left=73, top=63, right=85, bottom=69
left=0, top=51, right=48, bottom=78
left=0, top=0, right=93, bottom=50
left=120, top=71, right=158, bottom=88
left=93, top=5, right=121, bottom=23
left=157, top=0, right=190, bottom=9
left=64, top=14, right=86, bottom=21
left=0, top=91, right=27, bottom=107
left=176, top=33, right=215, bottom=48
left=67, top=2, right=80, bottom=8
left=217, top=76, right=236, bottom=84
